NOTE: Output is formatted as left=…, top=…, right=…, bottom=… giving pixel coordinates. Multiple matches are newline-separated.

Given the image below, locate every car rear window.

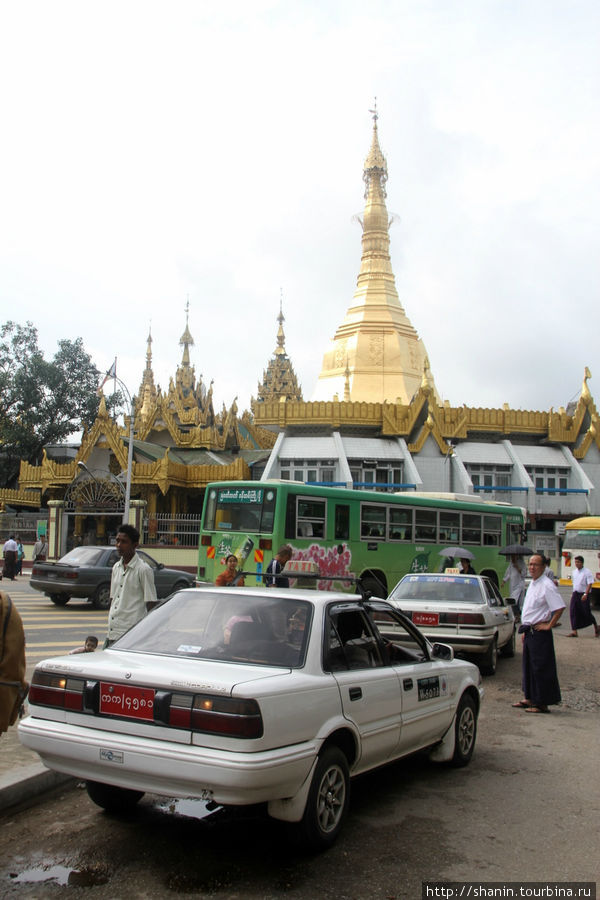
left=58, top=548, right=105, bottom=566
left=114, top=590, right=313, bottom=668
left=390, top=575, right=484, bottom=604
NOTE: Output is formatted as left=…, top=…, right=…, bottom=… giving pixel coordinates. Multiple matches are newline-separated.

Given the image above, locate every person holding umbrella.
left=502, top=554, right=526, bottom=613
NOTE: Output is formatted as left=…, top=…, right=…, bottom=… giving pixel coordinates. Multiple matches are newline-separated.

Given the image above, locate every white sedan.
left=19, top=586, right=483, bottom=849
left=388, top=573, right=516, bottom=675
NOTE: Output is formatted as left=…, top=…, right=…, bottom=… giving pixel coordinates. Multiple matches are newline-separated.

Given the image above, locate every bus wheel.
left=591, top=588, right=600, bottom=609
left=360, top=575, right=386, bottom=599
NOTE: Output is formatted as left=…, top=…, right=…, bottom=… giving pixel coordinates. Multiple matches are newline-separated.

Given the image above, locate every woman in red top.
left=215, top=554, right=245, bottom=587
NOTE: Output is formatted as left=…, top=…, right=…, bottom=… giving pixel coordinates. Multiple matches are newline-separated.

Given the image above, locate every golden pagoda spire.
left=180, top=298, right=194, bottom=368
left=275, top=292, right=286, bottom=356
left=253, top=297, right=303, bottom=405
left=312, top=104, right=437, bottom=404
left=136, top=325, right=158, bottom=418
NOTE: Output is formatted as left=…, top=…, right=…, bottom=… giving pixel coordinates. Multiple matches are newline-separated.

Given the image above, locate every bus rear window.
left=203, top=487, right=277, bottom=533
left=563, top=530, right=600, bottom=550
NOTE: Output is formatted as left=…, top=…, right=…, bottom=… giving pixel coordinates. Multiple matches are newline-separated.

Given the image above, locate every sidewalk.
left=0, top=577, right=74, bottom=812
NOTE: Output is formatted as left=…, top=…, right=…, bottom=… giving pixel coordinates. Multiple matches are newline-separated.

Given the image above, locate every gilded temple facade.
left=10, top=113, right=600, bottom=563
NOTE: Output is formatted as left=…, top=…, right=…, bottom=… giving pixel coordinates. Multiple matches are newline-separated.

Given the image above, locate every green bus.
left=198, top=481, right=526, bottom=596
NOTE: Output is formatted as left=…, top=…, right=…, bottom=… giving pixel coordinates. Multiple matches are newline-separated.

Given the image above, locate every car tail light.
left=440, top=613, right=486, bottom=625
left=259, top=538, right=272, bottom=550
left=200, top=535, right=212, bottom=546
left=29, top=671, right=85, bottom=711
left=169, top=693, right=263, bottom=738
left=457, top=613, right=486, bottom=625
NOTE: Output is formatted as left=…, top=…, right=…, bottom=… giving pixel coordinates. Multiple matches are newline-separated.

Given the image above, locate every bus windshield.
left=204, top=485, right=278, bottom=534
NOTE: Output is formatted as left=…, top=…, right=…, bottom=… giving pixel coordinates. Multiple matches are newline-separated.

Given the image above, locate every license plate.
left=100, top=682, right=155, bottom=720
left=413, top=612, right=439, bottom=626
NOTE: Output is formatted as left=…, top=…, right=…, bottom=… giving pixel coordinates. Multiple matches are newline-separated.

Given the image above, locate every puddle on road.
left=11, top=864, right=109, bottom=887
left=154, top=797, right=218, bottom=820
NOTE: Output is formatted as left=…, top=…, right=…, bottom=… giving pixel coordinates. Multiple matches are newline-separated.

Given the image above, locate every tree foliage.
left=0, top=321, right=109, bottom=486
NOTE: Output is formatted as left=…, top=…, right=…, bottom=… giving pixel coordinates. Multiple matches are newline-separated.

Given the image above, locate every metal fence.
left=142, top=514, right=202, bottom=547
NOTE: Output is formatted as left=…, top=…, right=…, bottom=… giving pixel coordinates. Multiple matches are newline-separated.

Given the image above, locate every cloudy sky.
left=1, top=0, right=598, bottom=417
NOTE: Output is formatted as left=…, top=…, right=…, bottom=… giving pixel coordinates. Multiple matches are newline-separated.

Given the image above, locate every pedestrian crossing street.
left=10, top=590, right=109, bottom=678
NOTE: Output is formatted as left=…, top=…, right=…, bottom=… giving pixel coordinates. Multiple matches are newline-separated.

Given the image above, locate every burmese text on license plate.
left=413, top=612, right=439, bottom=626
left=100, top=682, right=155, bottom=720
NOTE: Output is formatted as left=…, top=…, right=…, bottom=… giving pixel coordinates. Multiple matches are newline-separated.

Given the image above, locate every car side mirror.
left=431, top=642, right=454, bottom=661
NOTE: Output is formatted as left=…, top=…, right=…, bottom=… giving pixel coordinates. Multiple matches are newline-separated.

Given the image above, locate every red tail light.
left=201, top=535, right=212, bottom=546
left=29, top=671, right=85, bottom=711
left=169, top=694, right=263, bottom=738
left=457, top=613, right=486, bottom=625
left=259, top=538, right=272, bottom=550
left=441, top=613, right=486, bottom=625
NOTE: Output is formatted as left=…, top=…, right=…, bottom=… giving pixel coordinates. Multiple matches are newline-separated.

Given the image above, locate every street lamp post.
left=98, top=369, right=135, bottom=524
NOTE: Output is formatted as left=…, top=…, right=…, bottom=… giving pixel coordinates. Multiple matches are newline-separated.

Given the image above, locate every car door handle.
left=349, top=687, right=362, bottom=701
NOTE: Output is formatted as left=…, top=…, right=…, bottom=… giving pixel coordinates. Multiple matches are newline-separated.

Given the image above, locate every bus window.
left=415, top=509, right=437, bottom=542
left=335, top=504, right=350, bottom=540
left=439, top=511, right=460, bottom=543
left=390, top=507, right=413, bottom=541
left=462, top=513, right=481, bottom=545
left=297, top=498, right=326, bottom=539
left=361, top=504, right=386, bottom=539
left=483, top=515, right=501, bottom=546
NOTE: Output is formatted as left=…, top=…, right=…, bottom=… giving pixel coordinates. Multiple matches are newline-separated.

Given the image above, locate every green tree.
left=0, top=321, right=112, bottom=486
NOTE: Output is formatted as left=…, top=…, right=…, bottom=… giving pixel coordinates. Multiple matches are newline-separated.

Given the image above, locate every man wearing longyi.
left=512, top=553, right=565, bottom=714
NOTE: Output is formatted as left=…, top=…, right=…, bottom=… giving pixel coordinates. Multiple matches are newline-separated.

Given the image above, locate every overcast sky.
left=1, top=0, right=598, bottom=418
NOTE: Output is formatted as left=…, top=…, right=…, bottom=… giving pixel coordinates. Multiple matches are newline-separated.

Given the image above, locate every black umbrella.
left=499, top=544, right=535, bottom=556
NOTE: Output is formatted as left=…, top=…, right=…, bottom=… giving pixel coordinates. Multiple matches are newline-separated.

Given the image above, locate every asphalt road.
left=1, top=582, right=598, bottom=898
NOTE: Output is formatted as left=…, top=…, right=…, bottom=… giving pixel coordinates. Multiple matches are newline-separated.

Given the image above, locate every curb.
left=0, top=763, right=75, bottom=813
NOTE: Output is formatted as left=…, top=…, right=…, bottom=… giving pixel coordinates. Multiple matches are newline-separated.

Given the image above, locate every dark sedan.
left=30, top=546, right=195, bottom=609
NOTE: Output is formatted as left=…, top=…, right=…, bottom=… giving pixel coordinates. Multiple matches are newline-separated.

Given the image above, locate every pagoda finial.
left=364, top=98, right=387, bottom=196
left=179, top=299, right=194, bottom=367
left=275, top=290, right=286, bottom=356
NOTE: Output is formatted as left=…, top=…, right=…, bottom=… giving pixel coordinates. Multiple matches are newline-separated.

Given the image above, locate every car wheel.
left=480, top=637, right=498, bottom=676
left=49, top=593, right=70, bottom=606
left=501, top=627, right=516, bottom=658
left=172, top=580, right=190, bottom=593
left=92, top=584, right=111, bottom=610
left=297, top=746, right=350, bottom=851
left=449, top=694, right=477, bottom=767
left=86, top=780, right=144, bottom=813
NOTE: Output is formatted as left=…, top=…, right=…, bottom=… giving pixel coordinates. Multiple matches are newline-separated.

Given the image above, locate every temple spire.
left=180, top=298, right=194, bottom=368
left=312, top=106, right=437, bottom=404
left=253, top=298, right=303, bottom=405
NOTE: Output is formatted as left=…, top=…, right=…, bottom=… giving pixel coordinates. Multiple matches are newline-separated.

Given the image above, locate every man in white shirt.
left=567, top=555, right=599, bottom=638
left=511, top=554, right=565, bottom=714
left=105, top=525, right=157, bottom=647
left=2, top=536, right=18, bottom=581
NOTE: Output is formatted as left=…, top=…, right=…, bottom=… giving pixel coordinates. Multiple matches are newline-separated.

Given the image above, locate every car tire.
left=92, top=584, right=111, bottom=610
left=480, top=637, right=498, bottom=676
left=86, top=780, right=144, bottom=813
left=49, top=593, right=70, bottom=606
left=449, top=694, right=477, bottom=767
left=172, top=580, right=190, bottom=593
left=296, top=746, right=350, bottom=851
left=501, top=627, right=516, bottom=658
